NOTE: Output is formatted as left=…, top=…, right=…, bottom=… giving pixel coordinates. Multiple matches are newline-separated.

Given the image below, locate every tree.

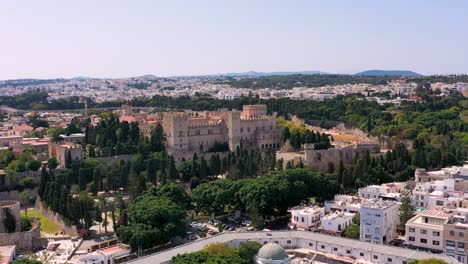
left=336, top=160, right=344, bottom=186
left=10, top=259, right=42, bottom=264
left=97, top=195, right=109, bottom=233
left=117, top=193, right=187, bottom=251
left=66, top=151, right=72, bottom=168
left=409, top=259, right=448, bottom=264
left=88, top=145, right=96, bottom=158
left=236, top=241, right=262, bottom=260
left=150, top=123, right=166, bottom=152
left=19, top=190, right=32, bottom=217
left=38, top=166, right=49, bottom=198
left=399, top=188, right=415, bottom=227
left=282, top=127, right=291, bottom=142
left=93, top=166, right=103, bottom=194
left=27, top=159, right=42, bottom=171
left=190, top=177, right=200, bottom=189
left=2, top=207, right=16, bottom=233
left=343, top=223, right=359, bottom=239
left=146, top=158, right=157, bottom=184
left=21, top=217, right=32, bottom=231
left=203, top=243, right=234, bottom=256
left=290, top=131, right=302, bottom=150
left=47, top=157, right=59, bottom=170
left=199, top=157, right=208, bottom=179
left=168, top=156, right=177, bottom=182
left=146, top=184, right=191, bottom=209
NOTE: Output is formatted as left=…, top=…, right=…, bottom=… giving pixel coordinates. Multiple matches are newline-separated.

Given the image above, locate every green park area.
left=21, top=208, right=61, bottom=235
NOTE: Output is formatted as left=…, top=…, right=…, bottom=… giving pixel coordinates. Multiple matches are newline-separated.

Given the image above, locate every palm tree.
left=115, top=194, right=127, bottom=227
left=108, top=200, right=117, bottom=232
left=97, top=195, right=109, bottom=233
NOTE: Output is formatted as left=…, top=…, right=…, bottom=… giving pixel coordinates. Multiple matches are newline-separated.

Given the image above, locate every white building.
left=289, top=206, right=324, bottom=230
left=320, top=211, right=355, bottom=234
left=404, top=208, right=451, bottom=252
left=360, top=199, right=400, bottom=244
left=358, top=182, right=406, bottom=201
left=132, top=230, right=459, bottom=264
left=324, top=195, right=361, bottom=214
left=413, top=179, right=464, bottom=209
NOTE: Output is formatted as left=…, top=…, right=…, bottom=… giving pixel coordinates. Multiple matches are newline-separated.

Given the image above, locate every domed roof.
left=257, top=243, right=289, bottom=261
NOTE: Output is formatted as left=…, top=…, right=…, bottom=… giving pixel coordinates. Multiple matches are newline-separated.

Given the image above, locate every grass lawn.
left=21, top=208, right=61, bottom=234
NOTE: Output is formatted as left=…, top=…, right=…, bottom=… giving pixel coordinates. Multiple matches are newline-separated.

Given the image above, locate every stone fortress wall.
left=35, top=198, right=79, bottom=236
left=0, top=200, right=21, bottom=233
left=0, top=200, right=46, bottom=252
left=304, top=143, right=381, bottom=171
left=0, top=221, right=45, bottom=252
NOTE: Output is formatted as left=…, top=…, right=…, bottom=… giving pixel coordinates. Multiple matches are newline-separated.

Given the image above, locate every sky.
left=0, top=0, right=467, bottom=79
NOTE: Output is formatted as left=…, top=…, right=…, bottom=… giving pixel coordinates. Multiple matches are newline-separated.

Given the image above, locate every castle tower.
left=241, top=104, right=267, bottom=119
left=163, top=112, right=189, bottom=153
left=226, top=111, right=241, bottom=151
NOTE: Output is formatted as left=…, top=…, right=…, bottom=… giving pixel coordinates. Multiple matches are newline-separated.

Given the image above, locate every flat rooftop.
left=128, top=231, right=457, bottom=264
left=99, top=244, right=130, bottom=256
left=421, top=208, right=452, bottom=219
left=0, top=246, right=16, bottom=264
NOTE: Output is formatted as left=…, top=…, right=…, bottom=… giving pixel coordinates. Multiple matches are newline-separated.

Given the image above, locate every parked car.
left=185, top=232, right=196, bottom=240
left=241, top=220, right=252, bottom=226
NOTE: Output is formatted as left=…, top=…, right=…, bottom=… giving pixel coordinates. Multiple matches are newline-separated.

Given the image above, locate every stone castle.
left=162, top=105, right=282, bottom=160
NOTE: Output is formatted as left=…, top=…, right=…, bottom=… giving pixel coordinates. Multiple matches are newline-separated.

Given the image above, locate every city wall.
left=95, top=154, right=133, bottom=165
left=0, top=200, right=21, bottom=233
left=0, top=187, right=37, bottom=201
left=304, top=144, right=355, bottom=171
left=35, top=198, right=79, bottom=236
left=0, top=222, right=46, bottom=252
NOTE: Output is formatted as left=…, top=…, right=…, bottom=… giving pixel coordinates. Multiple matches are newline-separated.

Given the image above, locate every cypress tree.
left=199, top=157, right=208, bottom=179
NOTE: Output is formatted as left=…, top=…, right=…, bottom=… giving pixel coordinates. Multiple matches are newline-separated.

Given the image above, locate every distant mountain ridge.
left=221, top=71, right=330, bottom=77
left=355, top=70, right=421, bottom=76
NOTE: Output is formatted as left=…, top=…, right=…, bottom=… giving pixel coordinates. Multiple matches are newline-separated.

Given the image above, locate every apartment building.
left=443, top=208, right=468, bottom=264
left=415, top=166, right=468, bottom=185
left=405, top=208, right=452, bottom=253
left=360, top=199, right=399, bottom=244
left=413, top=179, right=464, bottom=209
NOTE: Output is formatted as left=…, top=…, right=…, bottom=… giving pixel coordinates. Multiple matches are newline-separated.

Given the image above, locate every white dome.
left=257, top=243, right=289, bottom=261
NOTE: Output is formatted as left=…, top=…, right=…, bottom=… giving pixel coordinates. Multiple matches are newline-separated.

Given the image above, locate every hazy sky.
left=1, top=0, right=467, bottom=79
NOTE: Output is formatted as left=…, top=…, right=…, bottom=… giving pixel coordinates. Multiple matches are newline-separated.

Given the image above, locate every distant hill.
left=140, top=74, right=158, bottom=79
left=222, top=71, right=330, bottom=77
left=355, top=70, right=421, bottom=76
left=72, top=76, right=93, bottom=80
